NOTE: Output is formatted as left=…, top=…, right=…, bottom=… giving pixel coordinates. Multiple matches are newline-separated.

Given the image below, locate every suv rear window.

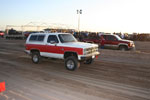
left=29, top=35, right=38, bottom=41
left=29, top=35, right=45, bottom=42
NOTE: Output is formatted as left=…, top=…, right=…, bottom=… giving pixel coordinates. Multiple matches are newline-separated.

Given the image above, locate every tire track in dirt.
left=0, top=56, right=149, bottom=100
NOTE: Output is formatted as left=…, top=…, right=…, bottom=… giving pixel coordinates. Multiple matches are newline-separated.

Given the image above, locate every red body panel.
left=26, top=44, right=83, bottom=55
left=82, top=39, right=100, bottom=44
left=102, top=40, right=119, bottom=45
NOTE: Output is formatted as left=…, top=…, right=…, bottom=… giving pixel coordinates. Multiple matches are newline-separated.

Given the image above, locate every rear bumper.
left=78, top=52, right=100, bottom=61
left=24, top=50, right=30, bottom=55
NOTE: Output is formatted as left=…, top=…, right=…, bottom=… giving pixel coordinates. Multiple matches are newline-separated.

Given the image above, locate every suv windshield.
left=115, top=35, right=122, bottom=40
left=59, top=34, right=77, bottom=43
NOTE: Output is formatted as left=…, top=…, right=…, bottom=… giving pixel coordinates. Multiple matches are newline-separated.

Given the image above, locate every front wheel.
left=65, top=56, right=80, bottom=71
left=119, top=46, right=127, bottom=51
left=84, top=58, right=94, bottom=64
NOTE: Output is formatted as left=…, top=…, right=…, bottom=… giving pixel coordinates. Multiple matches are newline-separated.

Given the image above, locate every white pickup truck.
left=25, top=33, right=100, bottom=71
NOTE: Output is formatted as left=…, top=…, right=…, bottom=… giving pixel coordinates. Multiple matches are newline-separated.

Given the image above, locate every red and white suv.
left=25, top=33, right=100, bottom=71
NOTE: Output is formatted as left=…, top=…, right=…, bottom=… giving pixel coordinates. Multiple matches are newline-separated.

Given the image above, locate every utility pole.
left=77, top=9, right=82, bottom=33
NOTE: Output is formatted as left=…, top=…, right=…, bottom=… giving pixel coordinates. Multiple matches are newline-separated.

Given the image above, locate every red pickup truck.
left=82, top=34, right=135, bottom=51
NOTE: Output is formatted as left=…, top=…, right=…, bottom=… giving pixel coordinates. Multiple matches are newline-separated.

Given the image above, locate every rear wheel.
left=65, top=56, right=80, bottom=71
left=32, top=52, right=41, bottom=64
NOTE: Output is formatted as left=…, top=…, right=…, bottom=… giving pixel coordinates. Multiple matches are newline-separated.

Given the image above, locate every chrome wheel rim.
left=33, top=55, right=38, bottom=62
left=67, top=60, right=74, bottom=69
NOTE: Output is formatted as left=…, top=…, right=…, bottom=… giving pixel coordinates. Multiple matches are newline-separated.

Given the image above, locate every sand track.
left=0, top=39, right=150, bottom=100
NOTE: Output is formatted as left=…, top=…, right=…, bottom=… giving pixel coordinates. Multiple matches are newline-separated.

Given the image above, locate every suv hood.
left=61, top=42, right=98, bottom=49
left=119, top=39, right=133, bottom=43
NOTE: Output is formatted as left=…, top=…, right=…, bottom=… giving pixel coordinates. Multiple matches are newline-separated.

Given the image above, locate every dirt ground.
left=134, top=41, right=150, bottom=53
left=0, top=39, right=150, bottom=100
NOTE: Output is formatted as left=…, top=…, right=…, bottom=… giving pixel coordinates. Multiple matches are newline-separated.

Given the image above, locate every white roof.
left=30, top=32, right=70, bottom=35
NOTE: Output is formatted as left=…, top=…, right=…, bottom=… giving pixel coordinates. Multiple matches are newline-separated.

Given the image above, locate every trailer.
left=5, top=28, right=25, bottom=39
left=4, top=22, right=75, bottom=40
left=5, top=34, right=25, bottom=39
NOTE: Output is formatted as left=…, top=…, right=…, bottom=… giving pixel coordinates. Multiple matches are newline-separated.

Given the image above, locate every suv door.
left=45, top=35, right=63, bottom=59
left=104, top=35, right=119, bottom=49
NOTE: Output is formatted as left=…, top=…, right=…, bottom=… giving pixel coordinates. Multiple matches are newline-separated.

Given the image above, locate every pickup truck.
left=25, top=33, right=100, bottom=71
left=82, top=34, right=135, bottom=51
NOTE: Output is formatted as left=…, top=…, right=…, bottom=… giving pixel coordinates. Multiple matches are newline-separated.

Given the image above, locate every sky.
left=0, top=0, right=150, bottom=33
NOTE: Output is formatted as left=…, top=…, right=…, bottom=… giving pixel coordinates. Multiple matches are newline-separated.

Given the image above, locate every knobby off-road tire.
left=32, top=52, right=41, bottom=64
left=65, top=56, right=80, bottom=71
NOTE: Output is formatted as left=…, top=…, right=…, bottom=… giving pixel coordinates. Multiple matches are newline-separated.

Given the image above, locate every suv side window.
left=47, top=35, right=59, bottom=43
left=29, top=35, right=45, bottom=42
left=102, top=35, right=107, bottom=40
left=107, top=35, right=117, bottom=41
left=29, top=35, right=38, bottom=41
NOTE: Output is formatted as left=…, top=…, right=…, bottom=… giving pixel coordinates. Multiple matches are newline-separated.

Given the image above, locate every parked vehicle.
left=5, top=29, right=25, bottom=39
left=0, top=31, right=4, bottom=38
left=82, top=34, right=135, bottom=51
left=25, top=33, right=100, bottom=71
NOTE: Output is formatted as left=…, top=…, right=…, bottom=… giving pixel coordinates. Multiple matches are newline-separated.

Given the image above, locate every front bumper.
left=128, top=44, right=135, bottom=50
left=78, top=52, right=100, bottom=61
